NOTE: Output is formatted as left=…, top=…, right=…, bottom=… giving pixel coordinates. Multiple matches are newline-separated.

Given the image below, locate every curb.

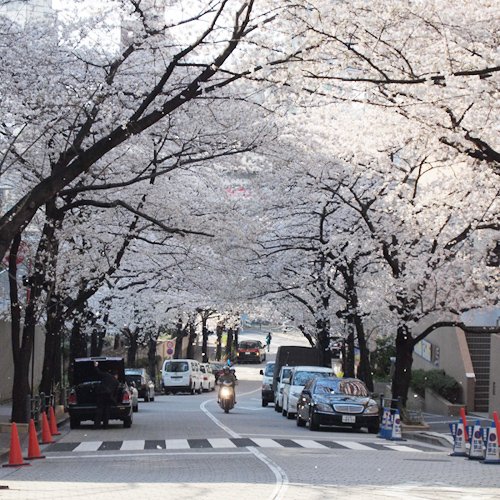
left=403, top=431, right=453, bottom=448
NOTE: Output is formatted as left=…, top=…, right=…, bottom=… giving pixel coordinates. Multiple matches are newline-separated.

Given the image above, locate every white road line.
left=250, top=438, right=284, bottom=448
left=72, top=441, right=102, bottom=452
left=165, top=439, right=190, bottom=449
left=336, top=441, right=374, bottom=451
left=46, top=451, right=253, bottom=460
left=208, top=438, right=237, bottom=449
left=248, top=447, right=289, bottom=500
left=292, top=439, right=329, bottom=449
left=384, top=444, right=423, bottom=453
left=201, top=393, right=289, bottom=500
left=120, top=440, right=145, bottom=451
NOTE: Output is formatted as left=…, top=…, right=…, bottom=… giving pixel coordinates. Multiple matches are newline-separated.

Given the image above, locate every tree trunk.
left=226, top=328, right=234, bottom=361
left=344, top=323, right=356, bottom=378
left=147, top=337, right=157, bottom=385
left=354, top=317, right=374, bottom=392
left=186, top=321, right=196, bottom=360
left=40, top=296, right=63, bottom=395
left=215, top=324, right=223, bottom=361
left=391, top=324, right=414, bottom=408
left=174, top=319, right=184, bottom=359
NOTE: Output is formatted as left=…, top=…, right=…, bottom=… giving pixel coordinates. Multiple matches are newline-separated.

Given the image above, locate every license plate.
left=245, top=352, right=250, bottom=355
left=342, top=415, right=356, bottom=423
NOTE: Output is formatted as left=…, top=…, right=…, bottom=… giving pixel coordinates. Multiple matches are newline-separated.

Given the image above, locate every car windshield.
left=292, top=371, right=331, bottom=386
left=239, top=341, right=260, bottom=349
left=164, top=361, right=189, bottom=373
left=264, top=364, right=275, bottom=376
left=314, top=379, right=369, bottom=397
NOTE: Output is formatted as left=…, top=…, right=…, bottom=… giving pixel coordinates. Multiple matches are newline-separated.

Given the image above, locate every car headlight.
left=364, top=404, right=379, bottom=415
left=315, top=403, right=334, bottom=412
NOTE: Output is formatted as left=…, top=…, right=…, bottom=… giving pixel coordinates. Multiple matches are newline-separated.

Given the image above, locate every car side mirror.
left=260, top=370, right=264, bottom=375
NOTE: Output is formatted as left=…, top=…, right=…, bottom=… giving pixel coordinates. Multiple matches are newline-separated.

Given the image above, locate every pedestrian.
left=93, top=361, right=120, bottom=429
left=266, top=332, right=272, bottom=351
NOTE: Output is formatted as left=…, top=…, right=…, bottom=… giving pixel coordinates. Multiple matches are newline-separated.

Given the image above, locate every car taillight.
left=204, top=376, right=208, bottom=381
left=122, top=391, right=130, bottom=403
left=69, top=393, right=76, bottom=404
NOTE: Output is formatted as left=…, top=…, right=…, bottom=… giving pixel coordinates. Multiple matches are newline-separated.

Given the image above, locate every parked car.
left=68, top=356, right=133, bottom=429
left=260, top=361, right=275, bottom=407
left=209, top=362, right=225, bottom=382
left=161, top=359, right=203, bottom=394
left=236, top=340, right=266, bottom=364
left=274, top=365, right=293, bottom=413
left=296, top=377, right=380, bottom=433
left=200, top=363, right=216, bottom=392
left=125, top=368, right=155, bottom=402
left=281, top=365, right=336, bottom=419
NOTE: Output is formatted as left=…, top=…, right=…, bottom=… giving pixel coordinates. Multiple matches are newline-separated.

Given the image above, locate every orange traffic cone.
left=2, top=422, right=31, bottom=468
left=25, top=419, right=45, bottom=460
left=40, top=412, right=54, bottom=444
left=49, top=406, right=60, bottom=436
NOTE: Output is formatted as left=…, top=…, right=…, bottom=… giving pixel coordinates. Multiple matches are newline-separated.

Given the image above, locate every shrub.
left=410, top=369, right=462, bottom=404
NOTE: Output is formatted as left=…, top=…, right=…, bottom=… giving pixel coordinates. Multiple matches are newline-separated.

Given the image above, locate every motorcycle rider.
left=218, top=366, right=237, bottom=404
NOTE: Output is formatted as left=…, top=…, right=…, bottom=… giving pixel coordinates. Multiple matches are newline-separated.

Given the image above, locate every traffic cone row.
left=449, top=411, right=500, bottom=464
left=2, top=409, right=59, bottom=468
left=377, top=408, right=406, bottom=441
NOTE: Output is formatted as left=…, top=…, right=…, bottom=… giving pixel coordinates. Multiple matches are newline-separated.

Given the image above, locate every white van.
left=161, top=359, right=203, bottom=394
left=260, top=361, right=275, bottom=407
left=274, top=365, right=293, bottom=413
left=281, top=365, right=335, bottom=418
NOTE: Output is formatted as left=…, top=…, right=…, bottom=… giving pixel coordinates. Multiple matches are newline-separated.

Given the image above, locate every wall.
left=0, top=321, right=46, bottom=403
left=490, top=334, right=500, bottom=419
left=412, top=317, right=475, bottom=412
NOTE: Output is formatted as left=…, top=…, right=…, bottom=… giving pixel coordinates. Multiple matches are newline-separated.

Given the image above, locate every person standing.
left=93, top=361, right=120, bottom=429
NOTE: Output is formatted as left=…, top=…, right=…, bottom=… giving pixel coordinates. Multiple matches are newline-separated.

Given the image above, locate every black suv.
left=68, top=357, right=133, bottom=429
left=125, top=368, right=155, bottom=402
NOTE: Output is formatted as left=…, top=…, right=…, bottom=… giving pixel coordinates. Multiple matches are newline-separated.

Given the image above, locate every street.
left=1, top=329, right=500, bottom=499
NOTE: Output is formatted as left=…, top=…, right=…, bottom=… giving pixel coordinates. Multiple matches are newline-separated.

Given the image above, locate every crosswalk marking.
left=292, top=439, right=329, bottom=449
left=251, top=438, right=284, bottom=448
left=336, top=441, right=378, bottom=451
left=208, top=438, right=238, bottom=449
left=47, top=438, right=434, bottom=454
left=120, top=440, right=145, bottom=451
left=73, top=441, right=101, bottom=452
left=166, top=439, right=191, bottom=450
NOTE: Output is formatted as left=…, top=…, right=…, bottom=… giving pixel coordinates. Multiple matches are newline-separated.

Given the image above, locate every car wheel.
left=69, top=415, right=80, bottom=429
left=296, top=411, right=307, bottom=427
left=262, top=400, right=268, bottom=407
left=286, top=408, right=294, bottom=419
left=275, top=401, right=281, bottom=412
left=309, top=410, right=320, bottom=431
left=282, top=406, right=288, bottom=417
left=198, top=384, right=203, bottom=394
left=123, top=415, right=133, bottom=428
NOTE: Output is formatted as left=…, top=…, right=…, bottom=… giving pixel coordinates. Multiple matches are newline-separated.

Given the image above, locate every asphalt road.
left=1, top=328, right=499, bottom=499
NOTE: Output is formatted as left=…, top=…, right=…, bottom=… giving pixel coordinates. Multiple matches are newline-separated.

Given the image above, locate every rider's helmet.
left=223, top=366, right=230, bottom=373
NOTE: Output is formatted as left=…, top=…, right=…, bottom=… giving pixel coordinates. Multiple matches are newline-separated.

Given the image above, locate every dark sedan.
left=296, top=377, right=380, bottom=433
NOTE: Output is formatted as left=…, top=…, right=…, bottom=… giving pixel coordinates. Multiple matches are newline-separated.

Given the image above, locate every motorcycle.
left=218, top=380, right=235, bottom=413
